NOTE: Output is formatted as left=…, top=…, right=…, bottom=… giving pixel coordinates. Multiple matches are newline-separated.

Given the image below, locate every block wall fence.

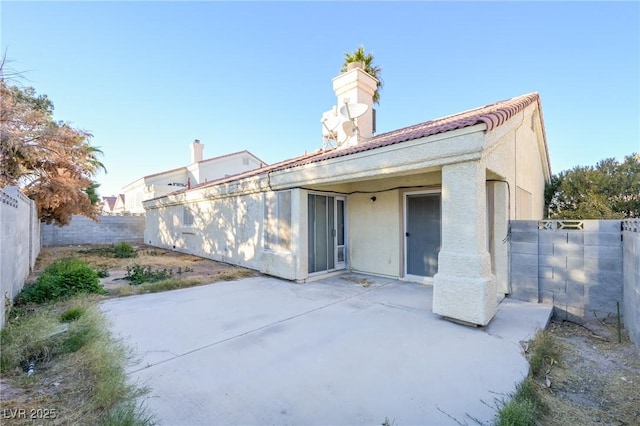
left=509, top=219, right=639, bottom=347
left=622, top=220, right=639, bottom=347
left=0, top=187, right=40, bottom=328
left=41, top=215, right=145, bottom=246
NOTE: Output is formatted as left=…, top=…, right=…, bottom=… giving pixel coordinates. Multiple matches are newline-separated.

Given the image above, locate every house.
left=122, top=141, right=266, bottom=214
left=99, top=194, right=126, bottom=215
left=112, top=194, right=126, bottom=215
left=143, top=64, right=551, bottom=326
left=100, top=195, right=117, bottom=214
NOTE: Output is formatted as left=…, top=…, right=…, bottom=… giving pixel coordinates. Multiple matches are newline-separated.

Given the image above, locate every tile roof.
left=101, top=196, right=117, bottom=211
left=151, top=93, right=546, bottom=200
left=273, top=92, right=544, bottom=171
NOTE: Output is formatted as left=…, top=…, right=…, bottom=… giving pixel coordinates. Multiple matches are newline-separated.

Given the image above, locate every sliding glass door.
left=308, top=194, right=346, bottom=273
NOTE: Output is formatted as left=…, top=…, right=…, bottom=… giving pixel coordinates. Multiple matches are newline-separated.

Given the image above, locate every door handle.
left=405, top=232, right=410, bottom=237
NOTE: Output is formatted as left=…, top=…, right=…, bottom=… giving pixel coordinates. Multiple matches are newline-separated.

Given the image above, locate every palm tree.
left=341, top=45, right=383, bottom=104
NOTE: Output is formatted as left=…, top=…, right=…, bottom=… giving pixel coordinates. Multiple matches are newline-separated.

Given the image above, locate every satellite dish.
left=342, top=121, right=357, bottom=137
left=340, top=102, right=368, bottom=120
left=321, top=115, right=341, bottom=136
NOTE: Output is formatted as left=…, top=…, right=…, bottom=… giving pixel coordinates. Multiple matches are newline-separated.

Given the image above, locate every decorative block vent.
left=1, top=190, right=19, bottom=208
left=538, top=220, right=584, bottom=231
left=622, top=220, right=639, bottom=233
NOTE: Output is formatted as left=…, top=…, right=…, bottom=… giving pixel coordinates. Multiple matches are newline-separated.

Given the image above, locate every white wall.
left=146, top=194, right=262, bottom=269
left=145, top=189, right=301, bottom=280
left=123, top=179, right=145, bottom=213
left=1, top=187, right=40, bottom=328
left=349, top=191, right=401, bottom=277
left=623, top=220, right=640, bottom=347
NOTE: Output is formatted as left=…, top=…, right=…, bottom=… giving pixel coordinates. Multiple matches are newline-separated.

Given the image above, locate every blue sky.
left=2, top=1, right=638, bottom=197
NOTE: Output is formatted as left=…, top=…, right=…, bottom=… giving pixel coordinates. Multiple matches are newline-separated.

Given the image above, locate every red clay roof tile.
left=275, top=92, right=542, bottom=171
left=149, top=93, right=546, bottom=200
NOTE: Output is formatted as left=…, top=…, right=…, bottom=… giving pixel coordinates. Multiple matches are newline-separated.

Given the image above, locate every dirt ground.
left=30, top=243, right=255, bottom=291
left=537, top=318, right=640, bottom=426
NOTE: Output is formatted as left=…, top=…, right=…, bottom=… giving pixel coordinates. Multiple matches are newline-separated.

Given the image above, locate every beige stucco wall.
left=261, top=188, right=303, bottom=280
left=144, top=187, right=303, bottom=280
left=484, top=102, right=549, bottom=220
left=349, top=191, right=401, bottom=278
left=145, top=192, right=264, bottom=270
left=481, top=102, right=550, bottom=296
left=344, top=172, right=442, bottom=279
left=270, top=126, right=486, bottom=190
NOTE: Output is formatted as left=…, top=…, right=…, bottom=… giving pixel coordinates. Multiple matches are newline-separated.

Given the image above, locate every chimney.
left=190, top=139, right=204, bottom=163
left=327, top=64, right=378, bottom=148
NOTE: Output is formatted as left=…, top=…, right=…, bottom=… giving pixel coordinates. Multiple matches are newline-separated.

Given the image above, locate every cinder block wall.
left=622, top=220, right=640, bottom=347
left=510, top=220, right=623, bottom=322
left=1, top=187, right=40, bottom=328
left=41, top=215, right=145, bottom=246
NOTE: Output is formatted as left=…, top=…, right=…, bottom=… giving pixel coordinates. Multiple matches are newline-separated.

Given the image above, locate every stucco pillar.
left=433, top=161, right=497, bottom=326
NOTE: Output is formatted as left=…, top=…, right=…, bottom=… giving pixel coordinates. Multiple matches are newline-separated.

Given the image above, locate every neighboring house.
left=100, top=196, right=117, bottom=214
left=123, top=141, right=266, bottom=214
left=143, top=65, right=551, bottom=326
left=100, top=194, right=126, bottom=215
left=112, top=194, right=126, bottom=214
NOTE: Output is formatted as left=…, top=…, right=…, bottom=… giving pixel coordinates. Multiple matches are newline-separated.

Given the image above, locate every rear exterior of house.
left=143, top=67, right=551, bottom=326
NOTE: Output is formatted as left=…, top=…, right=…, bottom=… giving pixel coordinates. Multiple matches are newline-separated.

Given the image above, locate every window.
left=183, top=206, right=194, bottom=226
left=264, top=191, right=292, bottom=252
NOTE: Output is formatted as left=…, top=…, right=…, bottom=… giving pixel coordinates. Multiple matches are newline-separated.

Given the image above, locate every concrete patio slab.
left=101, top=274, right=552, bottom=425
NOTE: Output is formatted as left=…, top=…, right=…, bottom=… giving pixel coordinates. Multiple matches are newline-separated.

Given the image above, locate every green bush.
left=125, top=265, right=172, bottom=285
left=114, top=242, right=137, bottom=259
left=16, top=258, right=105, bottom=305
